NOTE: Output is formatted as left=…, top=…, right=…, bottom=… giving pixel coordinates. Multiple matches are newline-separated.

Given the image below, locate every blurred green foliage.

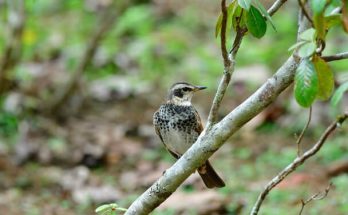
left=1, top=0, right=347, bottom=91
left=0, top=1, right=347, bottom=215
left=0, top=112, right=18, bottom=136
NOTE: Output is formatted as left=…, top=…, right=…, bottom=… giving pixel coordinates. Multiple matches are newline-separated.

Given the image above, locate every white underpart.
left=179, top=101, right=191, bottom=106
left=164, top=128, right=191, bottom=155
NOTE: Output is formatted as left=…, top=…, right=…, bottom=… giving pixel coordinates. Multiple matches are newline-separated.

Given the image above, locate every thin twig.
left=206, top=0, right=239, bottom=128
left=297, top=0, right=314, bottom=25
left=268, top=0, right=289, bottom=16
left=296, top=106, right=312, bottom=157
left=206, top=0, right=288, bottom=128
left=298, top=183, right=332, bottom=215
left=206, top=32, right=244, bottom=128
left=322, top=52, right=348, bottom=62
left=220, top=0, right=230, bottom=68
left=250, top=112, right=348, bottom=215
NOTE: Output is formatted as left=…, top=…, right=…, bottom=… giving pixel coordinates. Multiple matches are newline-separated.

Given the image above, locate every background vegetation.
left=0, top=0, right=347, bottom=214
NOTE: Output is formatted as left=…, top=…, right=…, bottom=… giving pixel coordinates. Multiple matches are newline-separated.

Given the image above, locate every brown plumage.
left=153, top=82, right=225, bottom=188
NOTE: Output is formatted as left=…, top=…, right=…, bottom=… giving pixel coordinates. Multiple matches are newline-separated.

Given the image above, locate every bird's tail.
left=198, top=160, right=225, bottom=188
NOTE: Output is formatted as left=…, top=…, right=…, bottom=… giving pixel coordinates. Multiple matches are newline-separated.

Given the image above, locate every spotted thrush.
left=153, top=82, right=225, bottom=188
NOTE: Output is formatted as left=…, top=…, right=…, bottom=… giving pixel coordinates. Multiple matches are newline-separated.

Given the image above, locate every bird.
left=153, top=82, right=225, bottom=188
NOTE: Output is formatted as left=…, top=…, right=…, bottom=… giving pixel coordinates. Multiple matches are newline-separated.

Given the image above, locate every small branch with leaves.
left=206, top=0, right=246, bottom=129
left=206, top=0, right=286, bottom=128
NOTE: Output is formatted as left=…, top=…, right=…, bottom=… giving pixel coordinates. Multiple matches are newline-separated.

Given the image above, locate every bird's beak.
left=193, top=86, right=207, bottom=92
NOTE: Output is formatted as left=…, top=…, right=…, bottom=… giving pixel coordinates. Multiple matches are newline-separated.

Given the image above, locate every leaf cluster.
left=291, top=0, right=348, bottom=108
left=95, top=203, right=127, bottom=215
left=215, top=0, right=275, bottom=39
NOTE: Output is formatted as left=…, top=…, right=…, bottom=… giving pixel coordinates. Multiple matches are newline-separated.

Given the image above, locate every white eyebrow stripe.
left=172, top=84, right=194, bottom=90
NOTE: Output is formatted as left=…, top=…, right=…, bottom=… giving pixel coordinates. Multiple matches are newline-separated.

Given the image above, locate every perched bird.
left=153, top=82, right=225, bottom=188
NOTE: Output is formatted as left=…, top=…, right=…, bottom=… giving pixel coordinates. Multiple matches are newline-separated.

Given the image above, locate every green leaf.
left=238, top=0, right=251, bottom=10
left=325, top=14, right=342, bottom=29
left=299, top=28, right=316, bottom=41
left=253, top=0, right=276, bottom=30
left=215, top=14, right=223, bottom=38
left=298, top=42, right=316, bottom=58
left=294, top=59, right=319, bottom=107
left=215, top=1, right=237, bottom=37
left=96, top=203, right=118, bottom=215
left=312, top=56, right=334, bottom=100
left=313, top=13, right=326, bottom=40
left=310, top=0, right=326, bottom=15
left=232, top=5, right=247, bottom=30
left=246, top=6, right=267, bottom=38
left=331, top=82, right=348, bottom=107
left=95, top=205, right=112, bottom=214
left=288, top=40, right=307, bottom=51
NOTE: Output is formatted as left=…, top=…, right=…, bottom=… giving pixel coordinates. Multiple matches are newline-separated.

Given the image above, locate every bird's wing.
left=154, top=122, right=164, bottom=144
left=193, top=108, right=204, bottom=134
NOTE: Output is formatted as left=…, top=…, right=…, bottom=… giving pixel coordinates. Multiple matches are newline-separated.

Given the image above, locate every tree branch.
left=250, top=113, right=348, bottom=215
left=296, top=106, right=312, bottom=157
left=298, top=183, right=332, bottom=215
left=206, top=0, right=288, bottom=128
left=220, top=0, right=230, bottom=69
left=297, top=0, right=314, bottom=25
left=322, top=51, right=348, bottom=62
left=206, top=0, right=243, bottom=128
left=268, top=0, right=289, bottom=16
left=206, top=31, right=245, bottom=128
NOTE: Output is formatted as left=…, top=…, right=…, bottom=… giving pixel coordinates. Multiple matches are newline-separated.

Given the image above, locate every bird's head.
left=167, top=82, right=207, bottom=106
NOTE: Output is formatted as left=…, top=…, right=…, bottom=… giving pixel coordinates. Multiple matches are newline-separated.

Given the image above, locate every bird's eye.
left=182, top=87, right=191, bottom=92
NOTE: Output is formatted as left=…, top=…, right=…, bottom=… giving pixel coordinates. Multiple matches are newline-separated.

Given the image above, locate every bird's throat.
left=168, top=97, right=192, bottom=106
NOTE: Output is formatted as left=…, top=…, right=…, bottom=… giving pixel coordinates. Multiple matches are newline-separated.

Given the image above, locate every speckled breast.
left=154, top=104, right=200, bottom=155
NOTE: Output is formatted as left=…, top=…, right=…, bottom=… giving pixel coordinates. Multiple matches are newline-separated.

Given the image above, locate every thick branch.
left=250, top=113, right=348, bottom=215
left=322, top=52, right=348, bottom=62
